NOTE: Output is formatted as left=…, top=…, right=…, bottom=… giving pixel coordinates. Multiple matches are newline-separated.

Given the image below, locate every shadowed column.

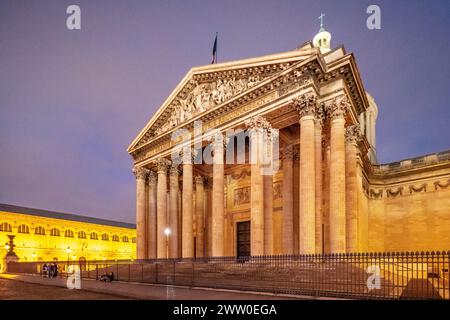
left=195, top=175, right=205, bottom=258
left=282, top=146, right=294, bottom=254
left=133, top=166, right=149, bottom=260
left=147, top=171, right=157, bottom=259
left=314, top=105, right=325, bottom=254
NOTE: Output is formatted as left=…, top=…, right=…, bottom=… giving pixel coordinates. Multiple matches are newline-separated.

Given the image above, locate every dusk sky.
left=1, top=0, right=449, bottom=223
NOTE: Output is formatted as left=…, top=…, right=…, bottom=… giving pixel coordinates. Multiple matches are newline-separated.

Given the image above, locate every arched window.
left=78, top=231, right=86, bottom=239
left=18, top=224, right=29, bottom=234
left=65, top=229, right=74, bottom=238
left=0, top=222, right=12, bottom=232
left=112, top=235, right=119, bottom=242
left=50, top=228, right=60, bottom=236
left=90, top=232, right=98, bottom=240
left=122, top=236, right=129, bottom=242
left=35, top=226, right=46, bottom=235
left=101, top=233, right=109, bottom=241
left=131, top=237, right=136, bottom=243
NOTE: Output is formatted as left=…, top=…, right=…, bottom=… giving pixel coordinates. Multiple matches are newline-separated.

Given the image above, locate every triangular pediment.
left=128, top=44, right=321, bottom=152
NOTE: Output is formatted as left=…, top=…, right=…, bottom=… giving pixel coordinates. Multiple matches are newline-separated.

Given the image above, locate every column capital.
left=133, top=166, right=149, bottom=180
left=148, top=170, right=157, bottom=185
left=292, top=93, right=317, bottom=119
left=169, top=164, right=181, bottom=177
left=345, top=124, right=363, bottom=145
left=245, top=115, right=272, bottom=132
left=315, top=103, right=325, bottom=127
left=177, top=147, right=198, bottom=164
left=155, top=157, right=171, bottom=173
left=324, top=95, right=350, bottom=120
left=282, top=145, right=294, bottom=161
left=195, top=175, right=205, bottom=185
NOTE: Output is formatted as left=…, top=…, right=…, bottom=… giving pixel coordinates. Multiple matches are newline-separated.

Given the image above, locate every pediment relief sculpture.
left=153, top=75, right=266, bottom=137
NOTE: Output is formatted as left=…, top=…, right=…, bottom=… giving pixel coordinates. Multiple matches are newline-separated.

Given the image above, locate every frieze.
left=386, top=187, right=403, bottom=198
left=369, top=188, right=383, bottom=199
left=409, top=183, right=427, bottom=194
left=434, top=179, right=450, bottom=190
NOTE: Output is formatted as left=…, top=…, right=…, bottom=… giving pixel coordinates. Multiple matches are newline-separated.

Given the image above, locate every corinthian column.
left=211, top=133, right=225, bottom=257
left=195, top=175, right=205, bottom=258
left=327, top=96, right=348, bottom=253
left=147, top=171, right=157, bottom=259
left=156, top=158, right=170, bottom=258
left=182, top=150, right=194, bottom=259
left=245, top=115, right=271, bottom=256
left=294, top=94, right=317, bottom=254
left=315, top=105, right=325, bottom=254
left=282, top=146, right=294, bottom=254
left=133, top=166, right=149, bottom=260
left=345, top=124, right=361, bottom=252
left=169, top=164, right=180, bottom=258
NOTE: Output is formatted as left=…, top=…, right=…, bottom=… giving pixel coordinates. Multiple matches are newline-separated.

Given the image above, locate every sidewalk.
left=0, top=273, right=321, bottom=300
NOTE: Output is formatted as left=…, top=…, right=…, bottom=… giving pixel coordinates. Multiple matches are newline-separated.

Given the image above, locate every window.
left=112, top=235, right=119, bottom=242
left=78, top=231, right=86, bottom=239
left=18, top=224, right=29, bottom=234
left=50, top=228, right=60, bottom=236
left=122, top=236, right=129, bottom=243
left=35, top=226, right=46, bottom=235
left=65, top=229, right=74, bottom=238
left=101, top=233, right=109, bottom=241
left=90, top=232, right=98, bottom=240
left=131, top=237, right=136, bottom=243
left=0, top=222, right=12, bottom=232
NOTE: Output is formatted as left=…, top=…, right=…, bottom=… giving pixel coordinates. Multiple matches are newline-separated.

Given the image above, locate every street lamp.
left=66, top=247, right=71, bottom=262
left=32, top=252, right=37, bottom=261
left=4, top=243, right=10, bottom=251
left=164, top=227, right=171, bottom=259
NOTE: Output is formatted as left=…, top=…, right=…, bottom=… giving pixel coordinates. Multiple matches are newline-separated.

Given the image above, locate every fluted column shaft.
left=133, top=167, right=148, bottom=260
left=195, top=176, right=205, bottom=258
left=211, top=135, right=224, bottom=257
left=147, top=171, right=157, bottom=259
left=295, top=94, right=317, bottom=254
left=182, top=160, right=194, bottom=258
left=263, top=174, right=273, bottom=255
left=282, top=146, right=294, bottom=254
left=345, top=125, right=360, bottom=252
left=328, top=98, right=347, bottom=253
left=156, top=159, right=169, bottom=258
left=314, top=111, right=324, bottom=254
left=169, top=166, right=180, bottom=258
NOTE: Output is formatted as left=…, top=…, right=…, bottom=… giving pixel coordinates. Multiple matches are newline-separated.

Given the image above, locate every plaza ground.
left=0, top=274, right=309, bottom=300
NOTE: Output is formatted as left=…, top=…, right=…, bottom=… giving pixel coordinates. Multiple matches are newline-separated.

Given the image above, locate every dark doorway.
left=236, top=221, right=250, bottom=260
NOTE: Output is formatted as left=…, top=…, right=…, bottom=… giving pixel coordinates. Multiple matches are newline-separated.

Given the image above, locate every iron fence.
left=6, top=251, right=450, bottom=300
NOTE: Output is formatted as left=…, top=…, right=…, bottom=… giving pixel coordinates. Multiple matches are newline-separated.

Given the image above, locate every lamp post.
left=32, top=252, right=37, bottom=261
left=164, top=227, right=171, bottom=259
left=66, top=247, right=71, bottom=262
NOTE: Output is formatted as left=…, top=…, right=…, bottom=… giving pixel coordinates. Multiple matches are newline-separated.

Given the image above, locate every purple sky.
left=1, top=0, right=449, bottom=223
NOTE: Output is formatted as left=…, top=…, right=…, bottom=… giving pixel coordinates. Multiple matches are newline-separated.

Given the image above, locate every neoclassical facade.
left=128, top=28, right=450, bottom=259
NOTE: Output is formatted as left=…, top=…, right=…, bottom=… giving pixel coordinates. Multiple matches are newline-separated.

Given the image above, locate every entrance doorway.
left=236, top=221, right=250, bottom=259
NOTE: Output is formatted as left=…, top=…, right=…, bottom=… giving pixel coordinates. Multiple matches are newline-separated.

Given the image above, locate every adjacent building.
left=0, top=203, right=136, bottom=271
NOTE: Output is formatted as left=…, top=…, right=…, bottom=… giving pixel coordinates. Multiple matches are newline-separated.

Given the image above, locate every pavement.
left=0, top=273, right=314, bottom=300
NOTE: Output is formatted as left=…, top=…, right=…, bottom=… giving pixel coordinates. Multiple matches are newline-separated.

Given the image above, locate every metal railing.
left=6, top=251, right=450, bottom=300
